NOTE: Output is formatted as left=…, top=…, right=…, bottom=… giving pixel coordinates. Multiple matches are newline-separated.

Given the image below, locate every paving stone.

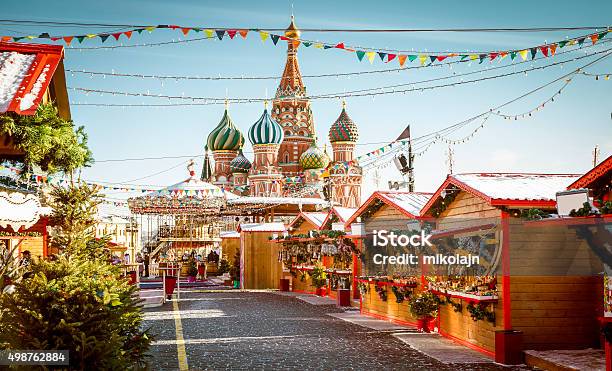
left=144, top=291, right=530, bottom=370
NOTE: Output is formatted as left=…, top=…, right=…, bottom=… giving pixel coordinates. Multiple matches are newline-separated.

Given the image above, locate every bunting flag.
left=2, top=24, right=609, bottom=68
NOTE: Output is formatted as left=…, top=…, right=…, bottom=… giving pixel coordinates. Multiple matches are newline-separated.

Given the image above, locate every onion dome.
left=230, top=150, right=252, bottom=173
left=248, top=103, right=284, bottom=145
left=300, top=141, right=330, bottom=170
left=207, top=105, right=245, bottom=151
left=285, top=15, right=301, bottom=39
left=329, top=101, right=359, bottom=143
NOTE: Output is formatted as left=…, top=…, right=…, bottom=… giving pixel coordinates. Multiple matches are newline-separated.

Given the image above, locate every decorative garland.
left=3, top=23, right=609, bottom=66
left=391, top=285, right=412, bottom=303
left=374, top=284, right=387, bottom=301
left=466, top=302, right=496, bottom=323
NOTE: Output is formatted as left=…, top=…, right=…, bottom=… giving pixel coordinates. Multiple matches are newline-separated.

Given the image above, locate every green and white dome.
left=207, top=107, right=245, bottom=151
left=248, top=105, right=284, bottom=145
left=230, top=150, right=252, bottom=173
left=329, top=102, right=359, bottom=143
left=300, top=141, right=330, bottom=170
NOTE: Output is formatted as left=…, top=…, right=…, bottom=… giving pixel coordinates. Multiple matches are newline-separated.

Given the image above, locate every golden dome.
left=285, top=16, right=301, bottom=39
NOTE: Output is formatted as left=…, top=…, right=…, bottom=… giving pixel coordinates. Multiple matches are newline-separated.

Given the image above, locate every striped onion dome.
left=248, top=105, right=284, bottom=145
left=300, top=141, right=330, bottom=170
left=207, top=107, right=245, bottom=151
left=230, top=150, right=252, bottom=173
left=329, top=102, right=359, bottom=143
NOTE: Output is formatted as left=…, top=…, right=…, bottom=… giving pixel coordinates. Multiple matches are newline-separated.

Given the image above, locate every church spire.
left=276, top=16, right=305, bottom=98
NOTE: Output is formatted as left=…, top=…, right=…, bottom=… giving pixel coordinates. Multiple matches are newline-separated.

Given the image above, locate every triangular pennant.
left=145, top=26, right=155, bottom=33
left=280, top=36, right=289, bottom=41
left=181, top=28, right=191, bottom=36
left=500, top=51, right=508, bottom=60
left=112, top=32, right=122, bottom=41
left=38, top=32, right=50, bottom=39
left=530, top=47, right=537, bottom=59
left=460, top=55, right=469, bottom=61
left=398, top=54, right=407, bottom=67
left=216, top=30, right=225, bottom=40
left=76, top=35, right=86, bottom=43
left=419, top=54, right=427, bottom=65
left=335, top=42, right=345, bottom=49
left=63, top=36, right=74, bottom=45
left=366, top=51, right=376, bottom=64
left=378, top=52, right=387, bottom=61
left=135, top=28, right=145, bottom=34
left=124, top=31, right=132, bottom=39
left=558, top=40, right=568, bottom=48
left=86, top=34, right=97, bottom=39
left=510, top=51, right=517, bottom=60
left=2, top=36, right=12, bottom=42
left=302, top=41, right=312, bottom=47
left=549, top=44, right=557, bottom=56
left=590, top=34, right=599, bottom=45
left=314, top=43, right=324, bottom=49
left=270, top=34, right=280, bottom=45
left=408, top=55, right=417, bottom=62
left=469, top=54, right=478, bottom=60
left=489, top=52, right=498, bottom=61
left=356, top=50, right=366, bottom=61
left=292, top=39, right=300, bottom=48
left=387, top=53, right=396, bottom=62
left=478, top=54, right=486, bottom=64
left=519, top=49, right=528, bottom=61
left=436, top=55, right=447, bottom=62
left=227, top=29, right=237, bottom=39
left=577, top=37, right=585, bottom=46
left=429, top=55, right=437, bottom=63
left=323, top=45, right=333, bottom=49
left=598, top=31, right=607, bottom=41
left=239, top=29, right=248, bottom=39
left=259, top=31, right=269, bottom=42
left=99, top=34, right=110, bottom=43
left=539, top=45, right=549, bottom=57
left=205, top=29, right=215, bottom=38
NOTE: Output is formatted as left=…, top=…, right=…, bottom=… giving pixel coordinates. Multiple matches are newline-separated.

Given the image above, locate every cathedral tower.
left=206, top=103, right=245, bottom=188
left=271, top=16, right=316, bottom=177
left=327, top=102, right=362, bottom=208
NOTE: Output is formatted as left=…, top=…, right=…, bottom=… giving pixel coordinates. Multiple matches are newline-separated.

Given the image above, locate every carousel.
left=128, top=160, right=230, bottom=277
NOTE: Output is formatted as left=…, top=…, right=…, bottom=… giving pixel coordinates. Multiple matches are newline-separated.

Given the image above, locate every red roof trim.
left=568, top=154, right=612, bottom=190
left=1, top=41, right=64, bottom=115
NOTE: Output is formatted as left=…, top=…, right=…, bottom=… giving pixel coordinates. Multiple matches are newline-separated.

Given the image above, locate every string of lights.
left=65, top=39, right=609, bottom=81
left=67, top=35, right=215, bottom=50
left=69, top=46, right=612, bottom=107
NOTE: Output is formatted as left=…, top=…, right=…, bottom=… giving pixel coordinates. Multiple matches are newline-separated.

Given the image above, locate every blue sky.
left=3, top=0, right=611, bottom=199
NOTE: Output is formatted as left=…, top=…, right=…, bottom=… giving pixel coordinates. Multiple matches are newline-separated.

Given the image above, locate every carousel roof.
left=228, top=196, right=327, bottom=206
left=127, top=160, right=232, bottom=215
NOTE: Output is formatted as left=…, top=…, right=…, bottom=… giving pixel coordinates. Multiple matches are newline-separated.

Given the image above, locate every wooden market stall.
left=320, top=206, right=357, bottom=231
left=220, top=230, right=240, bottom=263
left=238, top=222, right=286, bottom=289
left=344, top=191, right=432, bottom=323
left=420, top=172, right=604, bottom=363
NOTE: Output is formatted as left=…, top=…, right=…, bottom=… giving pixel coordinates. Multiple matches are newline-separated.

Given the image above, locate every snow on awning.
left=220, top=231, right=240, bottom=239
left=0, top=42, right=64, bottom=115
left=238, top=222, right=286, bottom=233
left=0, top=190, right=43, bottom=232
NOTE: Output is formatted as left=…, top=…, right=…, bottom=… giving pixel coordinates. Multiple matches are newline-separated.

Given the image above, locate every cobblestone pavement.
left=144, top=291, right=528, bottom=370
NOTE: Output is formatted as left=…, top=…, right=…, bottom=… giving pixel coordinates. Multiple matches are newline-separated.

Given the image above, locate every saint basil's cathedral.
left=202, top=17, right=362, bottom=208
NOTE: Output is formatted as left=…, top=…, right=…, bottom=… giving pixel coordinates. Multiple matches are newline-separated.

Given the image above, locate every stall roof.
left=238, top=222, right=286, bottom=233
left=421, top=173, right=581, bottom=215
left=220, top=231, right=240, bottom=239
left=288, top=212, right=328, bottom=230
left=0, top=41, right=65, bottom=116
left=567, top=154, right=612, bottom=190
left=345, top=191, right=433, bottom=226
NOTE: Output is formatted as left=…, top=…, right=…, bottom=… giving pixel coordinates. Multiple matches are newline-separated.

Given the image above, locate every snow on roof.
left=377, top=192, right=433, bottom=217
left=228, top=196, right=327, bottom=205
left=568, top=154, right=612, bottom=190
left=238, top=222, right=286, bottom=233
left=333, top=207, right=357, bottom=223
left=0, top=42, right=64, bottom=115
left=291, top=212, right=328, bottom=229
left=452, top=173, right=581, bottom=202
left=220, top=231, right=240, bottom=239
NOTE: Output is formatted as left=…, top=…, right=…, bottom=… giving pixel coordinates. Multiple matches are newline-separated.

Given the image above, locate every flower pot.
left=187, top=276, right=196, bottom=283
left=417, top=316, right=434, bottom=333
left=164, top=276, right=177, bottom=296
